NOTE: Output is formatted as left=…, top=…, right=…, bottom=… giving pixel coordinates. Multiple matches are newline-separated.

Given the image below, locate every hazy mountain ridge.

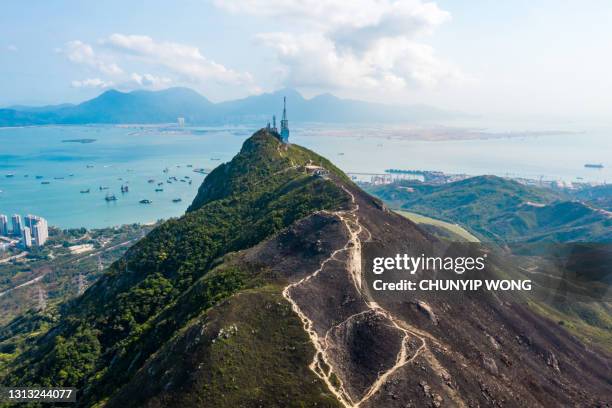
left=0, top=87, right=460, bottom=126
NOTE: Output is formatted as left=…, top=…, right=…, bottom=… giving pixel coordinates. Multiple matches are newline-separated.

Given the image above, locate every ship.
left=584, top=163, right=604, bottom=169
left=139, top=199, right=152, bottom=204
left=155, top=188, right=164, bottom=192
left=80, top=189, right=90, bottom=194
left=172, top=198, right=182, bottom=203
left=105, top=193, right=117, bottom=201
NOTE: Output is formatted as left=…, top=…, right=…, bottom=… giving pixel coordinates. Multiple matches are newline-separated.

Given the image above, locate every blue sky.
left=1, top=0, right=611, bottom=119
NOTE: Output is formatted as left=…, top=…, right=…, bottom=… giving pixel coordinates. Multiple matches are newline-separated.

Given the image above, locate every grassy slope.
left=104, top=285, right=341, bottom=408
left=395, top=210, right=480, bottom=242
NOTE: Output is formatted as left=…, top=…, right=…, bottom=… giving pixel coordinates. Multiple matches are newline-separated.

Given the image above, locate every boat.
left=54, top=177, right=64, bottom=180
left=139, top=199, right=152, bottom=204
left=155, top=188, right=164, bottom=192
left=211, top=157, right=221, bottom=161
left=584, top=163, right=604, bottom=169
left=163, top=168, right=169, bottom=173
left=189, top=180, right=192, bottom=185
left=80, top=189, right=90, bottom=193
left=99, top=186, right=109, bottom=190
left=157, top=182, right=164, bottom=186
left=172, top=198, right=182, bottom=203
left=193, top=168, right=208, bottom=174
left=86, top=165, right=94, bottom=168
left=35, top=175, right=43, bottom=179
left=148, top=179, right=155, bottom=183
left=105, top=194, right=117, bottom=201
left=186, top=164, right=193, bottom=168
left=180, top=179, right=186, bottom=183
left=338, top=152, right=345, bottom=156
left=121, top=185, right=129, bottom=193
left=41, top=181, right=50, bottom=185
left=5, top=174, right=14, bottom=178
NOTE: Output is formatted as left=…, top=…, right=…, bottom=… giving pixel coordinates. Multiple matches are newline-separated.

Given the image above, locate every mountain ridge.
left=0, top=87, right=461, bottom=126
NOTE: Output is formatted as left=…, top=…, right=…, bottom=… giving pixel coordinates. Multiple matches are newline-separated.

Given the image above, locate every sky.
left=1, top=0, right=611, bottom=120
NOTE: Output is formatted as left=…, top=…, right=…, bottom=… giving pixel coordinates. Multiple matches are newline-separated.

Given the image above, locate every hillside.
left=0, top=87, right=457, bottom=126
left=573, top=184, right=612, bottom=211
left=366, top=176, right=612, bottom=242
left=1, top=131, right=610, bottom=407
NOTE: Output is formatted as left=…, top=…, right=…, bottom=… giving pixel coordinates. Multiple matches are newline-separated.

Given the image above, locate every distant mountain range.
left=0, top=87, right=460, bottom=126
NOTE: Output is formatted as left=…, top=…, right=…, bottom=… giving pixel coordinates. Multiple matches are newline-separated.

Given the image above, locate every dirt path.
left=282, top=183, right=430, bottom=407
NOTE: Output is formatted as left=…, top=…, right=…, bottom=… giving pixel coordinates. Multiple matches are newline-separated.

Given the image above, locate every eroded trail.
left=282, top=184, right=429, bottom=407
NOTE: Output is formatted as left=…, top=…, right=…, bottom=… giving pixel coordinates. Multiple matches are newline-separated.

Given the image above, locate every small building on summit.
left=266, top=97, right=290, bottom=143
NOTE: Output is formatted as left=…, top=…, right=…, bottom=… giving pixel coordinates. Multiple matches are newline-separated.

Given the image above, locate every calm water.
left=0, top=124, right=610, bottom=228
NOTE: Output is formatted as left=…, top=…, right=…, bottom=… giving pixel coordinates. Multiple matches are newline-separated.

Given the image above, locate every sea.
left=0, top=122, right=610, bottom=229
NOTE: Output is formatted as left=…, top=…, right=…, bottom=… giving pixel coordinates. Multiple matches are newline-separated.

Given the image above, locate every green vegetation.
left=528, top=299, right=612, bottom=351
left=366, top=176, right=611, bottom=242
left=107, top=285, right=341, bottom=407
left=395, top=210, right=480, bottom=242
left=0, top=130, right=349, bottom=406
left=0, top=223, right=156, bottom=327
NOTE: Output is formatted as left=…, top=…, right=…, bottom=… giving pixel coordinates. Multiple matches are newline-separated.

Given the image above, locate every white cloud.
left=63, top=40, right=123, bottom=75
left=102, top=34, right=252, bottom=86
left=7, top=44, right=18, bottom=52
left=129, top=72, right=173, bottom=89
left=216, top=0, right=461, bottom=92
left=71, top=78, right=114, bottom=89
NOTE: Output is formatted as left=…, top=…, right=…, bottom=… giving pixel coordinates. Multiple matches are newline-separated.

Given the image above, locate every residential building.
left=22, top=226, right=32, bottom=248
left=26, top=214, right=49, bottom=246
left=11, top=214, right=22, bottom=237
left=0, top=214, right=8, bottom=236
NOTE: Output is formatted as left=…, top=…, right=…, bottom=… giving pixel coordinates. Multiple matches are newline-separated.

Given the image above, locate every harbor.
left=0, top=123, right=610, bottom=228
